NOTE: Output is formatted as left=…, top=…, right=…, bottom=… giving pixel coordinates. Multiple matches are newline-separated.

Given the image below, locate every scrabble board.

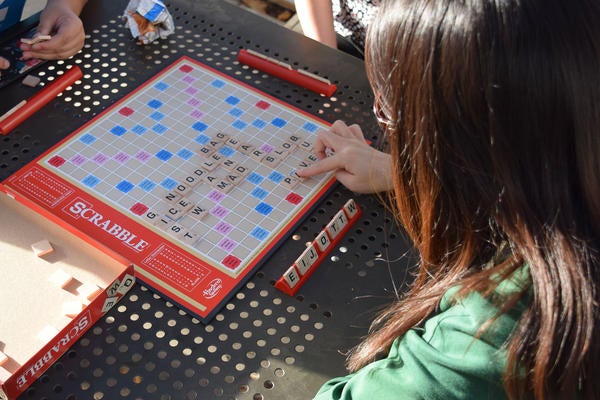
left=1, top=56, right=337, bottom=322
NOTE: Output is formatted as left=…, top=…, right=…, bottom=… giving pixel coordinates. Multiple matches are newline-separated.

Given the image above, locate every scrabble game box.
left=0, top=56, right=339, bottom=324
left=0, top=191, right=135, bottom=400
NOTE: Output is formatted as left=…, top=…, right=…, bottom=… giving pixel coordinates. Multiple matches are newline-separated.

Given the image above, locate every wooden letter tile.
left=199, top=159, right=218, bottom=171
left=334, top=209, right=349, bottom=228
left=325, top=210, right=348, bottom=240
left=179, top=230, right=200, bottom=246
left=234, top=165, right=250, bottom=178
left=296, top=244, right=319, bottom=275
left=192, top=167, right=208, bottom=180
left=174, top=182, right=192, bottom=196
left=31, top=239, right=54, bottom=257
left=197, top=145, right=215, bottom=158
left=222, top=158, right=238, bottom=171
left=48, top=269, right=74, bottom=288
left=163, top=191, right=182, bottom=204
left=166, top=223, right=185, bottom=237
left=207, top=139, right=223, bottom=150
left=143, top=210, right=160, bottom=225
left=343, top=198, right=359, bottom=219
left=215, top=131, right=229, bottom=142
left=299, top=140, right=312, bottom=152
left=250, top=148, right=266, bottom=162
left=238, top=143, right=255, bottom=155
left=282, top=265, right=300, bottom=288
left=226, top=137, right=241, bottom=148
left=281, top=175, right=300, bottom=190
left=261, top=153, right=282, bottom=168
left=210, top=152, right=224, bottom=165
left=314, top=230, right=331, bottom=253
left=182, top=174, right=201, bottom=187
left=188, top=205, right=209, bottom=221
left=225, top=173, right=242, bottom=185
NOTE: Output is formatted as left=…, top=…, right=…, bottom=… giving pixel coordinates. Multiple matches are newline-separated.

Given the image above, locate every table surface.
left=0, top=1, right=416, bottom=399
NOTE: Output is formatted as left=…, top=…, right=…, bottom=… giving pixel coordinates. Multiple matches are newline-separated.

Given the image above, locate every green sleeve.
left=313, top=272, right=529, bottom=400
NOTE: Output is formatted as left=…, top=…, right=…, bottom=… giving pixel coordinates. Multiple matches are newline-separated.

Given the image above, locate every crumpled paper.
left=123, top=0, right=175, bottom=45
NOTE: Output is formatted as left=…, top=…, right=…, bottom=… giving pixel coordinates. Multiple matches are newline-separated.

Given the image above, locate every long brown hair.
left=352, top=0, right=600, bottom=398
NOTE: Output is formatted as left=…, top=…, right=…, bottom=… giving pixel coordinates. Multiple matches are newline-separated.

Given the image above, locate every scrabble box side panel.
left=1, top=267, right=135, bottom=400
left=2, top=56, right=337, bottom=321
left=0, top=192, right=135, bottom=400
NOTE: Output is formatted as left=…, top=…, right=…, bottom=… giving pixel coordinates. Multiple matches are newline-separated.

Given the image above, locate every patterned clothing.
left=332, top=0, right=380, bottom=51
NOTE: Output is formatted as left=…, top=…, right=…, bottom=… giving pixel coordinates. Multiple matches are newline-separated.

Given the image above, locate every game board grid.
left=40, top=59, right=332, bottom=278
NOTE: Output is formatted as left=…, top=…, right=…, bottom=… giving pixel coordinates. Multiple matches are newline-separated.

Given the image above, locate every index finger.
left=296, top=153, right=345, bottom=177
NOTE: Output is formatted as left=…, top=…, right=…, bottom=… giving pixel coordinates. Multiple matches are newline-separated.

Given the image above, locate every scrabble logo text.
left=66, top=199, right=149, bottom=252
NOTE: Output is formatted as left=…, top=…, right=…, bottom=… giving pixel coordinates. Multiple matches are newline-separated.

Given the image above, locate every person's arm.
left=19, top=0, right=88, bottom=60
left=297, top=120, right=394, bottom=193
left=295, top=0, right=338, bottom=48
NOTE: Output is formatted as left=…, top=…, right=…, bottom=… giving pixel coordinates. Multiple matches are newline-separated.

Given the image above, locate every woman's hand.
left=297, top=120, right=393, bottom=193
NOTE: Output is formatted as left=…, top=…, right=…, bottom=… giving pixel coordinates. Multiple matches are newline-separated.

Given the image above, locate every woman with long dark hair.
left=299, top=0, right=600, bottom=398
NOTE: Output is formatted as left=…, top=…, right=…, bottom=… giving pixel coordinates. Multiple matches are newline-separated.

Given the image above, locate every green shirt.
left=314, top=268, right=530, bottom=400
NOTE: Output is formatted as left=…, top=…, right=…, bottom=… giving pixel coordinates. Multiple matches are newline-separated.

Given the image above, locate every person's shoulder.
left=436, top=265, right=531, bottom=342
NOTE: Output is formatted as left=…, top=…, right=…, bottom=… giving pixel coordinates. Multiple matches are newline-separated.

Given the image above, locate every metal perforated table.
left=0, top=1, right=416, bottom=399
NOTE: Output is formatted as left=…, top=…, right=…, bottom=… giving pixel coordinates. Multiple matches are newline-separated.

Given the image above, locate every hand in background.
left=20, top=0, right=86, bottom=61
left=0, top=57, right=9, bottom=70
left=297, top=120, right=394, bottom=193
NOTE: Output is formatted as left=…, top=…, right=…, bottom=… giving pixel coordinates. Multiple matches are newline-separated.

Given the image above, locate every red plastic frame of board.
left=275, top=199, right=361, bottom=296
